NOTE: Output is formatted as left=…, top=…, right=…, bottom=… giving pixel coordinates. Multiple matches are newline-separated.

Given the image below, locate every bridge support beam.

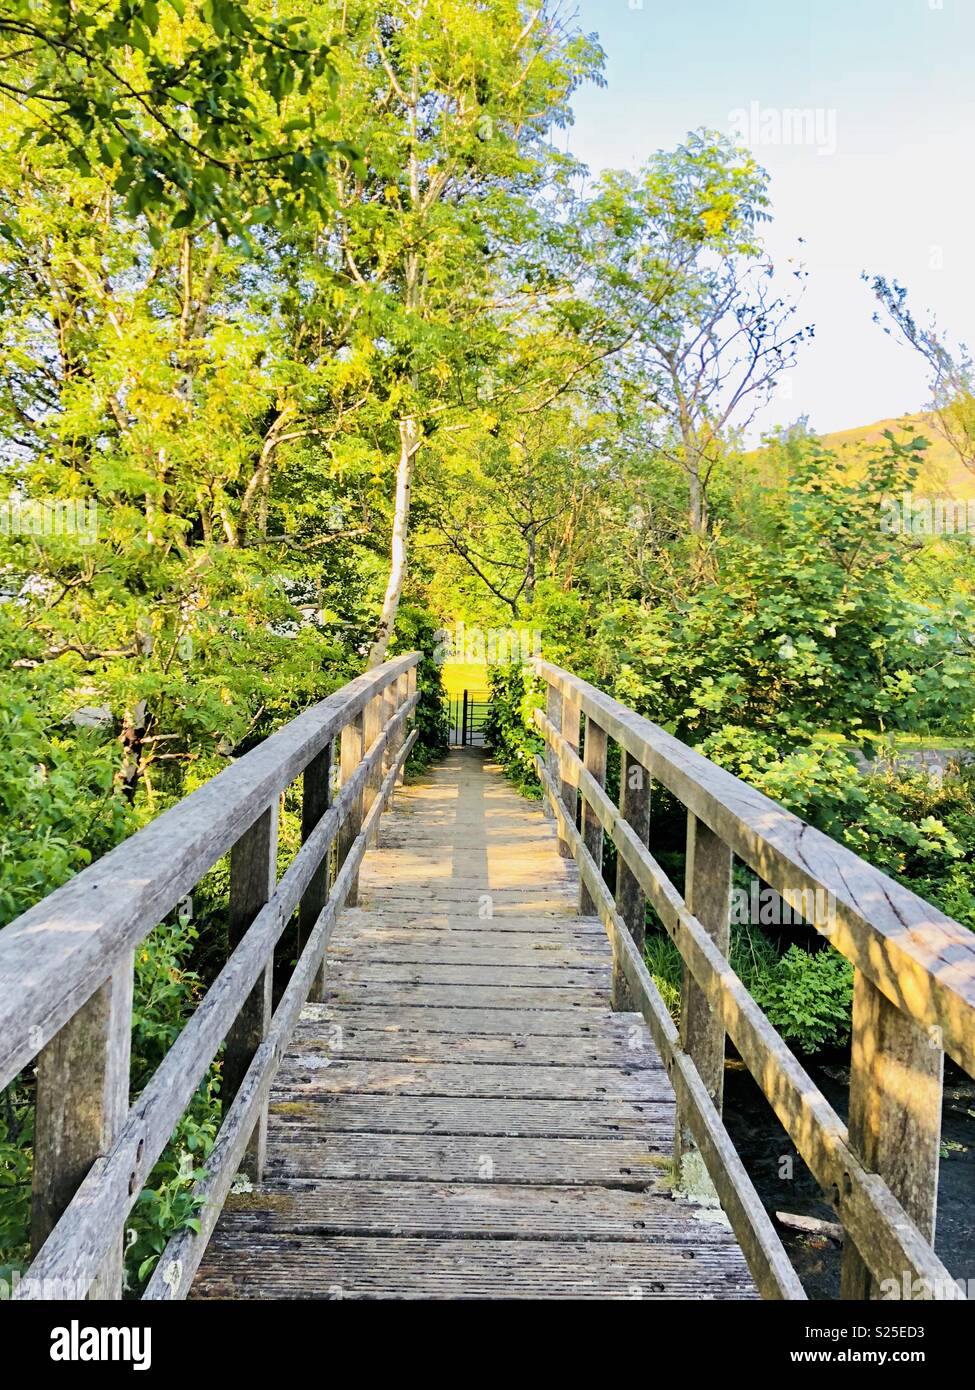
left=612, top=751, right=651, bottom=1011
left=674, top=812, right=731, bottom=1183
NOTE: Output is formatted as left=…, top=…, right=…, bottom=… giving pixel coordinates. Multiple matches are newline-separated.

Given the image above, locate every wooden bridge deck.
left=192, top=750, right=756, bottom=1299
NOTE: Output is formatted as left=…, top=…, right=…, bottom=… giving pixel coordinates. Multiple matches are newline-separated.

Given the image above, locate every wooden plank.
left=30, top=954, right=133, bottom=1300
left=266, top=1094, right=670, bottom=1138
left=288, top=1023, right=663, bottom=1069
left=535, top=659, right=975, bottom=1078
left=212, top=1180, right=744, bottom=1243
left=320, top=982, right=607, bottom=1010
left=191, top=1234, right=756, bottom=1300
left=269, top=1059, right=671, bottom=1102
left=326, top=937, right=607, bottom=965
left=311, top=1003, right=638, bottom=1036
left=840, top=971, right=944, bottom=1298
left=322, top=960, right=609, bottom=989
left=262, top=1134, right=674, bottom=1186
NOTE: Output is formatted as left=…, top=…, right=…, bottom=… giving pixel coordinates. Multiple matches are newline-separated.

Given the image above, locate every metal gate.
left=446, top=689, right=492, bottom=747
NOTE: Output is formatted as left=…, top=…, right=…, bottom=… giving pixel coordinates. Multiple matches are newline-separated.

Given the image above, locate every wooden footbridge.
left=4, top=653, right=975, bottom=1300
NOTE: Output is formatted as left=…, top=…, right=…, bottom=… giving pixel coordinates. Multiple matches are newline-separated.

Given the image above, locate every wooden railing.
left=0, top=653, right=420, bottom=1301
left=533, top=658, right=975, bottom=1302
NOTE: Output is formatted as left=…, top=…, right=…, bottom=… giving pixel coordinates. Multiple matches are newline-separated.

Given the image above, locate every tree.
left=583, top=130, right=810, bottom=534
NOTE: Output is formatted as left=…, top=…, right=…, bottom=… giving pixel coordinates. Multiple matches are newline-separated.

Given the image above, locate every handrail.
left=3, top=653, right=420, bottom=1299
left=0, top=651, right=418, bottom=1090
left=532, top=658, right=973, bottom=1301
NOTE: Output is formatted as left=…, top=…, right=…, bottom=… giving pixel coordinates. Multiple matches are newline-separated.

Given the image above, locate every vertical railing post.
left=612, top=750, right=651, bottom=1010
left=545, top=682, right=566, bottom=855
left=31, top=954, right=134, bottom=1298
left=560, top=690, right=581, bottom=845
left=300, top=740, right=333, bottom=1005
left=579, top=715, right=607, bottom=912
left=674, top=812, right=732, bottom=1182
left=401, top=663, right=416, bottom=785
left=462, top=689, right=469, bottom=748
left=223, top=801, right=278, bottom=1181
left=840, top=972, right=943, bottom=1298
left=362, top=690, right=383, bottom=845
left=338, top=708, right=365, bottom=906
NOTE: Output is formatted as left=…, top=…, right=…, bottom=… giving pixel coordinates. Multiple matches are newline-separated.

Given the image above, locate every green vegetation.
left=2, top=0, right=974, bottom=1292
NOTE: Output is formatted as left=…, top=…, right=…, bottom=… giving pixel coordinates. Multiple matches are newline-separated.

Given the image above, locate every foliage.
left=485, top=662, right=544, bottom=797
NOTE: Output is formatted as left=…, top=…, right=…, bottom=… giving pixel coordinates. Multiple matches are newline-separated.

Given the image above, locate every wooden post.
left=579, top=715, right=607, bottom=911
left=401, top=664, right=416, bottom=785
left=338, top=710, right=365, bottom=906
left=840, top=971, right=944, bottom=1299
left=674, top=812, right=731, bottom=1178
left=362, top=691, right=383, bottom=846
left=300, top=741, right=332, bottom=1005
left=31, top=954, right=134, bottom=1298
left=560, top=692, right=581, bottom=838
left=612, top=751, right=651, bottom=1011
left=223, top=801, right=278, bottom=1181
left=545, top=683, right=566, bottom=855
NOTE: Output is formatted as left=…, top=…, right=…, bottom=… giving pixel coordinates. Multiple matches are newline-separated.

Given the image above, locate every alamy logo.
left=0, top=495, right=98, bottom=543
left=729, top=101, right=838, bottom=156
left=50, top=1320, right=151, bottom=1370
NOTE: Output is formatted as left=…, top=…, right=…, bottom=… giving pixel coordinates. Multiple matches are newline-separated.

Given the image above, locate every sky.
left=563, top=0, right=975, bottom=439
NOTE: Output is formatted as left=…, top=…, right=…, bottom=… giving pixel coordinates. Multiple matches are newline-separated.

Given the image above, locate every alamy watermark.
left=433, top=621, right=542, bottom=667
left=733, top=879, right=836, bottom=932
left=0, top=495, right=98, bottom=544
left=880, top=492, right=975, bottom=539
left=729, top=101, right=838, bottom=157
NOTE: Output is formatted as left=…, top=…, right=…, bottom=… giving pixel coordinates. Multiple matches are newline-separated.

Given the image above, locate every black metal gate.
left=446, top=689, right=492, bottom=747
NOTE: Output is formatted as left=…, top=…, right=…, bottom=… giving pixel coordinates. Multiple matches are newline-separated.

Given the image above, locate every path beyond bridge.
left=192, top=750, right=755, bottom=1299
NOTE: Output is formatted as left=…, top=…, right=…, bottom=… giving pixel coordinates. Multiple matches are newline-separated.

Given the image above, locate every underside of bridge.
left=192, top=750, right=756, bottom=1299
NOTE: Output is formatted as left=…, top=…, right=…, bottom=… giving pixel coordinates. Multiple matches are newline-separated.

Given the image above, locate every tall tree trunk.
left=367, top=413, right=419, bottom=668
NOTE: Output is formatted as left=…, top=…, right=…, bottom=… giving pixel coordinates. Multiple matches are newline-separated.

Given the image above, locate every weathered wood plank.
left=191, top=1234, right=756, bottom=1300
left=266, top=1094, right=670, bottom=1138
left=213, top=1180, right=742, bottom=1243
left=269, top=1059, right=671, bottom=1102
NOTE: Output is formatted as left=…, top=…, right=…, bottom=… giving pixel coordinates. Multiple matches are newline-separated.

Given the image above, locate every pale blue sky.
left=563, top=0, right=975, bottom=437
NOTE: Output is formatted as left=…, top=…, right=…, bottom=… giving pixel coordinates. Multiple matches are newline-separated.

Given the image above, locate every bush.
left=485, top=663, right=544, bottom=796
